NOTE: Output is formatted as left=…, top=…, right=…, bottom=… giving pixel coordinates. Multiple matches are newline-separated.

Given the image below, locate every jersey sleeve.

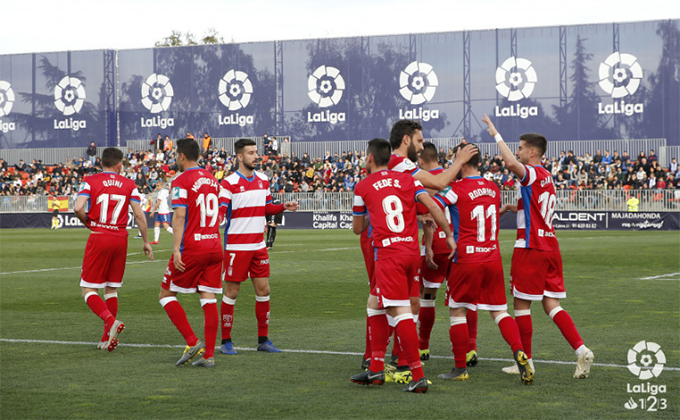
left=77, top=181, right=91, bottom=198
left=435, top=184, right=458, bottom=207
left=414, top=179, right=427, bottom=201
left=353, top=182, right=367, bottom=216
left=171, top=180, right=188, bottom=208
left=520, top=164, right=538, bottom=186
left=392, top=156, right=420, bottom=176
left=130, top=187, right=142, bottom=204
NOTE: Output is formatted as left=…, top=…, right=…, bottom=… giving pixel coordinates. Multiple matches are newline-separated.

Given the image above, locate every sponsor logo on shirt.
left=537, top=229, right=555, bottom=238
left=194, top=233, right=219, bottom=241
left=466, top=244, right=498, bottom=253
left=382, top=236, right=414, bottom=247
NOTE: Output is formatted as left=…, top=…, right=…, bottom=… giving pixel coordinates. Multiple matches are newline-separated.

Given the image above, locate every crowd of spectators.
left=1, top=138, right=679, bottom=200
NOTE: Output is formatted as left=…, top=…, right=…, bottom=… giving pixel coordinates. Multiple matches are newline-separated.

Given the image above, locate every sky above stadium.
left=0, top=0, right=677, bottom=54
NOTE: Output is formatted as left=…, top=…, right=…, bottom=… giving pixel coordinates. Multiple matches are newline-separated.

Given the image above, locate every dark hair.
left=519, top=133, right=547, bottom=157
left=235, top=138, right=257, bottom=155
left=452, top=143, right=480, bottom=168
left=176, top=138, right=200, bottom=161
left=101, top=148, right=124, bottom=168
left=419, top=142, right=438, bottom=164
left=389, top=119, right=423, bottom=150
left=366, top=138, right=391, bottom=167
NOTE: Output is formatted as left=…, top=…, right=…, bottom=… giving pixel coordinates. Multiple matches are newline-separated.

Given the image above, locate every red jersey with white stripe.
left=420, top=167, right=451, bottom=254
left=171, top=167, right=222, bottom=255
left=220, top=171, right=271, bottom=251
left=353, top=169, right=426, bottom=260
left=515, top=164, right=559, bottom=251
left=435, top=176, right=501, bottom=263
left=388, top=154, right=420, bottom=176
left=78, top=171, right=141, bottom=237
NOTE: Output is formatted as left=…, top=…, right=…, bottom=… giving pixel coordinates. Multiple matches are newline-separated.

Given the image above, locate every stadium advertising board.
left=0, top=20, right=678, bottom=148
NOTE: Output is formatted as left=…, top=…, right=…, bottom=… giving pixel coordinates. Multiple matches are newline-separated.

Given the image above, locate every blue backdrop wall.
left=0, top=19, right=678, bottom=148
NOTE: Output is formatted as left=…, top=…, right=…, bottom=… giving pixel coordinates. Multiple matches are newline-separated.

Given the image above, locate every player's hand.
left=500, top=204, right=517, bottom=215
left=143, top=243, right=154, bottom=261
left=284, top=201, right=299, bottom=212
left=417, top=213, right=436, bottom=230
left=173, top=250, right=186, bottom=272
left=150, top=212, right=156, bottom=218
left=455, top=143, right=479, bottom=165
left=481, top=114, right=498, bottom=137
left=446, top=235, right=456, bottom=260
left=425, top=247, right=438, bottom=270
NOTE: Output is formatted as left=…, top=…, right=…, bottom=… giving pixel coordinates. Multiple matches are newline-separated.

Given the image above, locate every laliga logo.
left=307, top=65, right=346, bottom=125
left=218, top=70, right=254, bottom=127
left=0, top=80, right=15, bottom=117
left=598, top=52, right=642, bottom=98
left=399, top=61, right=438, bottom=105
left=494, top=57, right=538, bottom=119
left=628, top=340, right=665, bottom=380
left=140, top=73, right=174, bottom=129
left=398, top=61, right=440, bottom=122
left=0, top=80, right=16, bottom=133
left=53, top=76, right=87, bottom=131
left=598, top=52, right=644, bottom=116
left=54, top=76, right=86, bottom=115
left=141, top=73, right=173, bottom=113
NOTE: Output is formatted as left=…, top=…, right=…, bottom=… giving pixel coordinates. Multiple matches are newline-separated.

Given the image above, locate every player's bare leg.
left=490, top=310, right=533, bottom=385
left=252, top=277, right=280, bottom=352
left=159, top=288, right=204, bottom=365
left=542, top=297, right=594, bottom=378
left=82, top=287, right=123, bottom=352
left=439, top=306, right=470, bottom=381
left=220, top=281, right=240, bottom=354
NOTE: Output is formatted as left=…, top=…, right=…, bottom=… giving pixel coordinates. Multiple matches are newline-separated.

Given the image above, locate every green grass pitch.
left=1, top=228, right=679, bottom=419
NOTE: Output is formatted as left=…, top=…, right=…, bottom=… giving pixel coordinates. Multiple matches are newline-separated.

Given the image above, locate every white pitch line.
left=0, top=257, right=164, bottom=275
left=638, top=272, right=680, bottom=280
left=0, top=338, right=677, bottom=372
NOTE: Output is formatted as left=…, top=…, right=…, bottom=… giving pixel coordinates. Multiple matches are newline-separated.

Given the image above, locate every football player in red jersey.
left=416, top=143, right=479, bottom=366
left=158, top=138, right=224, bottom=367
left=74, top=147, right=153, bottom=352
left=482, top=114, right=594, bottom=379
left=432, top=143, right=533, bottom=385
left=350, top=138, right=454, bottom=393
left=219, top=139, right=298, bottom=355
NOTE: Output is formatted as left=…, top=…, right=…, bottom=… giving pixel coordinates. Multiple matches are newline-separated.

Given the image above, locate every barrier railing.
left=5, top=190, right=676, bottom=214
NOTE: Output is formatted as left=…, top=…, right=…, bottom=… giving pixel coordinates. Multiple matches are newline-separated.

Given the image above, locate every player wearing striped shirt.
left=219, top=138, right=298, bottom=355
left=482, top=114, right=594, bottom=379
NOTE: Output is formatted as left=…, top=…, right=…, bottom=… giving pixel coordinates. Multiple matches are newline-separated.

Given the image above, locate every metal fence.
left=125, top=137, right=272, bottom=155
left=4, top=190, right=677, bottom=214
left=0, top=147, right=127, bottom=166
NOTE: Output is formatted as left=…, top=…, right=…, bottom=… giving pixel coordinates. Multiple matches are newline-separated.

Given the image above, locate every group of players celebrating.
left=73, top=116, right=593, bottom=393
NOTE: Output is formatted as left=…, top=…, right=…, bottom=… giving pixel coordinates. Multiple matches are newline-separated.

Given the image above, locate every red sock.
left=102, top=293, right=118, bottom=341
left=466, top=309, right=478, bottom=352
left=363, top=314, right=371, bottom=360
left=392, top=330, right=404, bottom=366
left=449, top=318, right=468, bottom=368
left=497, top=315, right=523, bottom=354
left=515, top=313, right=533, bottom=359
left=161, top=297, right=198, bottom=346
left=395, top=316, right=424, bottom=381
left=85, top=292, right=115, bottom=328
left=552, top=308, right=584, bottom=351
left=220, top=296, right=236, bottom=341
left=255, top=296, right=271, bottom=338
left=202, top=301, right=218, bottom=358
left=418, top=303, right=435, bottom=350
left=368, top=313, right=388, bottom=372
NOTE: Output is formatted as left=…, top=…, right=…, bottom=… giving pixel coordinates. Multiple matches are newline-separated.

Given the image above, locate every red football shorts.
left=420, top=253, right=452, bottom=289
left=446, top=259, right=506, bottom=311
left=162, top=252, right=223, bottom=294
left=360, top=233, right=376, bottom=289
left=222, top=248, right=270, bottom=282
left=510, top=248, right=566, bottom=300
left=80, top=233, right=128, bottom=289
left=374, top=255, right=420, bottom=308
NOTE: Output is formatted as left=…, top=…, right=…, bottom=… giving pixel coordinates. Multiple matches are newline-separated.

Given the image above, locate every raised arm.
left=482, top=114, right=526, bottom=181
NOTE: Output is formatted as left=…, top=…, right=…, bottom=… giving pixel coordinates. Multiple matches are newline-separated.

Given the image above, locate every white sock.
left=166, top=226, right=173, bottom=234
left=154, top=226, right=160, bottom=242
left=575, top=344, right=587, bottom=357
